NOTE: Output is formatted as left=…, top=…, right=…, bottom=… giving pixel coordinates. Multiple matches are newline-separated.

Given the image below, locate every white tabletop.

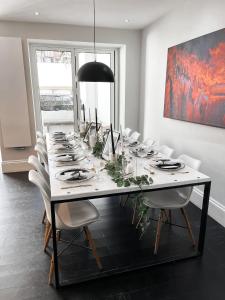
left=46, top=134, right=210, bottom=202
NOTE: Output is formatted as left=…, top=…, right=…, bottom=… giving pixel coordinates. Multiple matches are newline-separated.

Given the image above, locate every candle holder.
left=110, top=153, right=117, bottom=162
left=79, top=122, right=87, bottom=138
left=89, top=134, right=97, bottom=148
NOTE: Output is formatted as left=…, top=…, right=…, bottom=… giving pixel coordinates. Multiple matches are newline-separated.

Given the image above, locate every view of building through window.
left=78, top=52, right=111, bottom=125
left=36, top=49, right=113, bottom=133
left=36, top=50, right=74, bottom=133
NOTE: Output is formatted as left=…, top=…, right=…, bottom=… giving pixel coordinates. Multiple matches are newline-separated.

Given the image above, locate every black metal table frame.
left=50, top=180, right=211, bottom=288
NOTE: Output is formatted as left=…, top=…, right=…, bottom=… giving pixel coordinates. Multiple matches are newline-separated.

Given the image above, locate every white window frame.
left=29, top=43, right=119, bottom=133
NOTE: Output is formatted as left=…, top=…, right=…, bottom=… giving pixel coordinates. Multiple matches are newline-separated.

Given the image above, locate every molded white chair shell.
left=143, top=138, right=155, bottom=147
left=28, top=155, right=49, bottom=184
left=142, top=139, right=159, bottom=150
left=143, top=154, right=201, bottom=209
left=143, top=189, right=190, bottom=209
left=158, top=145, right=174, bottom=158
left=129, top=131, right=140, bottom=143
left=123, top=128, right=132, bottom=138
left=178, top=154, right=201, bottom=170
left=34, top=144, right=48, bottom=171
left=36, top=131, right=44, bottom=139
left=175, top=154, right=201, bottom=202
left=37, top=137, right=47, bottom=150
left=28, top=170, right=99, bottom=230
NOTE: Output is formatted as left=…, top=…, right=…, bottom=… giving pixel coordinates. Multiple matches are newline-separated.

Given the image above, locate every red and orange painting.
left=164, top=28, right=225, bottom=128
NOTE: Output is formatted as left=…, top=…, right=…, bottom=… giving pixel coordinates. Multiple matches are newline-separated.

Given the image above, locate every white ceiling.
left=0, top=0, right=182, bottom=30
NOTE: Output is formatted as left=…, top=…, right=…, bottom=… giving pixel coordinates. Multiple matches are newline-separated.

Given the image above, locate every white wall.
left=0, top=21, right=141, bottom=171
left=140, top=0, right=225, bottom=223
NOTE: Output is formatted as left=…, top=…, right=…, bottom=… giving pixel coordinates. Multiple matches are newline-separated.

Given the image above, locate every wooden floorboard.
left=0, top=172, right=225, bottom=299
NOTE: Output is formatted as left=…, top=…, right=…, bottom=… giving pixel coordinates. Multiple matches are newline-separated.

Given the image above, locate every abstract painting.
left=164, top=28, right=225, bottom=128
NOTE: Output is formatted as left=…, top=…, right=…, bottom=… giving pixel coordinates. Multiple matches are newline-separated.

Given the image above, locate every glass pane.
left=36, top=50, right=74, bottom=133
left=78, top=52, right=111, bottom=125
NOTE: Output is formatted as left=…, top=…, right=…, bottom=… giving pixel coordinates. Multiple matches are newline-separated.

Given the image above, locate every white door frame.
left=29, top=43, right=119, bottom=133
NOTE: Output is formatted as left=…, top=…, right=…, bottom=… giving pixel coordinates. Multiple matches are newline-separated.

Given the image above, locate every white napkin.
left=125, top=163, right=134, bottom=175
left=55, top=155, right=73, bottom=162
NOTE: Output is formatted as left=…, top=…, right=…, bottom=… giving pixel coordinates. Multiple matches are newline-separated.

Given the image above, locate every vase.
left=89, top=134, right=97, bottom=148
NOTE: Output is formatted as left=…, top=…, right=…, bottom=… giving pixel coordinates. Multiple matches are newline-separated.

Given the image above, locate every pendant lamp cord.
left=93, top=0, right=96, bottom=61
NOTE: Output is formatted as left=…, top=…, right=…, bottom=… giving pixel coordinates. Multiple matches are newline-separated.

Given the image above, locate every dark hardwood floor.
left=0, top=172, right=225, bottom=300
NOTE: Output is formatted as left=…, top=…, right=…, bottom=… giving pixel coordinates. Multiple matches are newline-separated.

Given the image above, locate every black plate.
left=129, top=141, right=139, bottom=147
left=56, top=168, right=92, bottom=181
left=154, top=162, right=185, bottom=171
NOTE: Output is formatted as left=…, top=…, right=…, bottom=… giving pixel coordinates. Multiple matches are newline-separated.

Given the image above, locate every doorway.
left=30, top=44, right=117, bottom=134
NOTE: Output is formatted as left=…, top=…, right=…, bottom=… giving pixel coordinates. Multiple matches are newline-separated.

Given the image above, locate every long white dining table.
left=46, top=133, right=211, bottom=288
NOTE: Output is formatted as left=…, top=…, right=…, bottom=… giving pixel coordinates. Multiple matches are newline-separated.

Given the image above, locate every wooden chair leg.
left=136, top=212, right=144, bottom=229
left=83, top=226, right=89, bottom=242
left=132, top=201, right=137, bottom=224
left=44, top=225, right=52, bottom=252
left=120, top=195, right=129, bottom=207
left=48, top=254, right=54, bottom=285
left=56, top=230, right=61, bottom=242
left=84, top=226, right=102, bottom=270
left=154, top=210, right=163, bottom=255
left=44, top=221, right=50, bottom=244
left=180, top=208, right=196, bottom=247
left=42, top=210, right=46, bottom=224
left=162, top=209, right=168, bottom=223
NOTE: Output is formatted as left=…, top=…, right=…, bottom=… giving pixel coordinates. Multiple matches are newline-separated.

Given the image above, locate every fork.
left=170, top=171, right=190, bottom=175
left=61, top=184, right=92, bottom=189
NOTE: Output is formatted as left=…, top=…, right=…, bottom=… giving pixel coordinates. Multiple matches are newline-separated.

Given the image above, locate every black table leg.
left=51, top=202, right=60, bottom=288
left=198, top=181, right=211, bottom=255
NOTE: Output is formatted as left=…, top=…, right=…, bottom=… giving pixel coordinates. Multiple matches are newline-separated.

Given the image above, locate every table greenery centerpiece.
left=92, top=133, right=104, bottom=158
left=105, top=154, right=154, bottom=236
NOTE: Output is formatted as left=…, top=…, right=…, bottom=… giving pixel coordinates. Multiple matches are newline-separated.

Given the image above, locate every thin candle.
left=89, top=108, right=91, bottom=123
left=95, top=108, right=98, bottom=132
left=120, top=125, right=124, bottom=153
left=83, top=104, right=86, bottom=122
left=110, top=123, right=115, bottom=155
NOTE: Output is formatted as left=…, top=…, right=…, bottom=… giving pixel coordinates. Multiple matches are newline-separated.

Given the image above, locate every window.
left=77, top=51, right=114, bottom=126
left=30, top=44, right=118, bottom=134
left=36, top=50, right=74, bottom=133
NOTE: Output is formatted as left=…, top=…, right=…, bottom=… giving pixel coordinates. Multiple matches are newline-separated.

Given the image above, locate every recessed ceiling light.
left=34, top=12, right=40, bottom=16
left=124, top=19, right=130, bottom=23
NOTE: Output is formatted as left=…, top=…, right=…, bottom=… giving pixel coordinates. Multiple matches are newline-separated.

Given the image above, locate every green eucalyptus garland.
left=92, top=137, right=104, bottom=158
left=105, top=155, right=153, bottom=187
left=105, top=155, right=153, bottom=236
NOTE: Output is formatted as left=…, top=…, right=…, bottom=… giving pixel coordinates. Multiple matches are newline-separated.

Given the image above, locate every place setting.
left=52, top=152, right=86, bottom=167
left=129, top=146, right=157, bottom=159
left=55, top=167, right=96, bottom=189
left=50, top=142, right=80, bottom=153
left=145, top=158, right=190, bottom=175
left=128, top=140, right=140, bottom=147
left=50, top=131, right=78, bottom=144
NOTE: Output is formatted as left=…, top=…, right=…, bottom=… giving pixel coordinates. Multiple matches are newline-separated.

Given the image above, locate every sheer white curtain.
left=78, top=52, right=111, bottom=125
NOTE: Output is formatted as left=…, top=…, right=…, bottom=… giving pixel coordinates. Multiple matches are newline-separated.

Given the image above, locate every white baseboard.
left=1, top=159, right=31, bottom=173
left=191, top=187, right=225, bottom=228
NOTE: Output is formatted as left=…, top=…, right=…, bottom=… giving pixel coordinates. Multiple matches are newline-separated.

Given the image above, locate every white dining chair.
left=138, top=154, right=201, bottom=254
left=36, top=130, right=44, bottom=139
left=142, top=138, right=157, bottom=148
left=34, top=144, right=49, bottom=172
left=129, top=131, right=140, bottom=143
left=37, top=137, right=47, bottom=151
left=28, top=155, right=49, bottom=224
left=123, top=128, right=132, bottom=138
left=29, top=169, right=102, bottom=284
left=28, top=155, right=49, bottom=184
left=158, top=145, right=174, bottom=158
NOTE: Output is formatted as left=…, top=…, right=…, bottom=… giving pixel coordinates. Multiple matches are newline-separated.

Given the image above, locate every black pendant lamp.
left=77, top=0, right=114, bottom=82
